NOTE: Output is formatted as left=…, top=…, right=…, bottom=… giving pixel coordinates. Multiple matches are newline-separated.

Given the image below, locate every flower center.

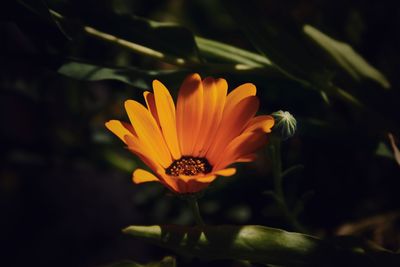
left=165, top=156, right=212, bottom=176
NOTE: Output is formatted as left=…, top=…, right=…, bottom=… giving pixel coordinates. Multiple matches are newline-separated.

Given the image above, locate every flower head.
left=106, top=73, right=274, bottom=194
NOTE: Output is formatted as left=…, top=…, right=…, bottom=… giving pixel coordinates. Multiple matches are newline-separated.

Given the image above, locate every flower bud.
left=271, top=110, right=297, bottom=140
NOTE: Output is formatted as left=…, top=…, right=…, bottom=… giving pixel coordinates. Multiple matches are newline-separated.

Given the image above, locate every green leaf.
left=222, top=0, right=323, bottom=87
left=303, top=24, right=390, bottom=89
left=221, top=1, right=376, bottom=107
left=195, top=36, right=272, bottom=67
left=87, top=13, right=274, bottom=67
left=123, top=225, right=400, bottom=266
left=83, top=14, right=201, bottom=62
left=58, top=61, right=188, bottom=89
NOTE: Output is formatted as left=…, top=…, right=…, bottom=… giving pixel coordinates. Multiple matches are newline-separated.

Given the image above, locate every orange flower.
left=106, top=73, right=274, bottom=194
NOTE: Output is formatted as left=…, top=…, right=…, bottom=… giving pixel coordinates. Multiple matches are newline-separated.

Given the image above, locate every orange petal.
left=192, top=77, right=217, bottom=156
left=185, top=174, right=217, bottom=193
left=176, top=73, right=204, bottom=155
left=243, top=115, right=275, bottom=133
left=198, top=78, right=228, bottom=157
left=206, top=96, right=259, bottom=165
left=123, top=126, right=178, bottom=192
left=153, top=80, right=181, bottom=160
left=236, top=153, right=257, bottom=162
left=223, top=83, right=256, bottom=118
left=213, top=131, right=267, bottom=170
left=132, top=169, right=160, bottom=184
left=157, top=173, right=185, bottom=193
left=143, top=91, right=161, bottom=127
left=214, top=168, right=237, bottom=176
left=105, top=120, right=136, bottom=144
left=124, top=135, right=163, bottom=173
left=192, top=174, right=217, bottom=183
left=125, top=100, right=172, bottom=168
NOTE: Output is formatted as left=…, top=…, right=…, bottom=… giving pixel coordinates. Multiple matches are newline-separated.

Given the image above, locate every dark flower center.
left=166, top=156, right=212, bottom=176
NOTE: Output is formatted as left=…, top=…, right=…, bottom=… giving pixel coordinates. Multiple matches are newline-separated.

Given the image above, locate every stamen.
left=166, top=156, right=212, bottom=176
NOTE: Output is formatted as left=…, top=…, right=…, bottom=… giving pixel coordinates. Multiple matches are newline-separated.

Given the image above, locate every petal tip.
left=152, top=79, right=162, bottom=88
left=124, top=99, right=134, bottom=109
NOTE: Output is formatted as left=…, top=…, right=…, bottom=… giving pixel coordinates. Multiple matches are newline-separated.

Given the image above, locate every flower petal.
left=214, top=168, right=237, bottom=176
left=153, top=80, right=181, bottom=160
left=206, top=96, right=259, bottom=165
left=124, top=135, right=163, bottom=173
left=191, top=77, right=216, bottom=156
left=125, top=100, right=172, bottom=168
left=223, top=83, right=256, bottom=117
left=213, top=131, right=267, bottom=171
left=132, top=168, right=160, bottom=184
left=143, top=91, right=161, bottom=127
left=198, top=78, right=228, bottom=157
left=157, top=173, right=188, bottom=193
left=105, top=120, right=136, bottom=144
left=236, top=153, right=257, bottom=162
left=184, top=174, right=217, bottom=193
left=243, top=115, right=275, bottom=133
left=176, top=73, right=204, bottom=155
left=193, top=174, right=217, bottom=183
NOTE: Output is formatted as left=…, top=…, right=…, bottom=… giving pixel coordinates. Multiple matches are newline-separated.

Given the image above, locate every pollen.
left=166, top=156, right=212, bottom=176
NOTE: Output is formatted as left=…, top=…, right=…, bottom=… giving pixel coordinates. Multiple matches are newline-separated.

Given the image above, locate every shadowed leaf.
left=221, top=0, right=387, bottom=107
left=58, top=61, right=188, bottom=89
left=195, top=36, right=272, bottom=67
left=303, top=24, right=390, bottom=89
left=123, top=225, right=400, bottom=266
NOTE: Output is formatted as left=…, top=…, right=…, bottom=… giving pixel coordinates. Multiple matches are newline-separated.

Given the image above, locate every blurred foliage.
left=1, top=0, right=400, bottom=266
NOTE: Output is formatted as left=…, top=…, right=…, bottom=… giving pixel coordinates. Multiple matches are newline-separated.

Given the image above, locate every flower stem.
left=269, top=136, right=305, bottom=233
left=186, top=195, right=205, bottom=227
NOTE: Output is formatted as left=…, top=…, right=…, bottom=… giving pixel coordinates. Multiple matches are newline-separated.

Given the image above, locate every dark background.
left=1, top=0, right=400, bottom=266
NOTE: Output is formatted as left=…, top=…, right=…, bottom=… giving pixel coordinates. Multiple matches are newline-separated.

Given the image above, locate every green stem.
left=271, top=139, right=283, bottom=198
left=186, top=195, right=205, bottom=227
left=269, top=137, right=305, bottom=233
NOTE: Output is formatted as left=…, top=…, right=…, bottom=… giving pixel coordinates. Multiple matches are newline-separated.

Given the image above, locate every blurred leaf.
left=102, top=149, right=137, bottom=173
left=58, top=61, right=188, bottom=89
left=80, top=14, right=278, bottom=70
left=106, top=256, right=176, bottom=267
left=376, top=142, right=395, bottom=159
left=195, top=36, right=272, bottom=66
left=123, top=225, right=400, bottom=266
left=326, top=85, right=363, bottom=107
left=222, top=0, right=323, bottom=87
left=303, top=25, right=390, bottom=89
left=17, top=0, right=71, bottom=40
left=222, top=0, right=371, bottom=107
left=94, top=14, right=274, bottom=69
left=83, top=14, right=201, bottom=62
left=17, top=0, right=54, bottom=23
